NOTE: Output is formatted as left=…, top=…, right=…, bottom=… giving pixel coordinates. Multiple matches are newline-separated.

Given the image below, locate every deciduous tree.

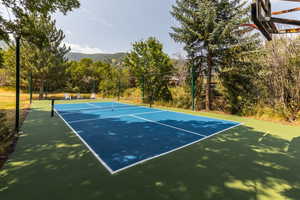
left=124, top=37, right=174, bottom=103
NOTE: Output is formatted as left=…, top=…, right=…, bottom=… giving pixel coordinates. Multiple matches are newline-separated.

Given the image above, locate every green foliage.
left=97, top=62, right=119, bottom=97
left=0, top=111, right=11, bottom=155
left=169, top=87, right=192, bottom=109
left=3, top=14, right=70, bottom=98
left=0, top=49, right=4, bottom=68
left=219, top=67, right=258, bottom=115
left=1, top=0, right=80, bottom=14
left=258, top=37, right=300, bottom=121
left=65, top=58, right=131, bottom=97
left=0, top=0, right=80, bottom=42
left=67, top=58, right=100, bottom=93
left=170, top=0, right=259, bottom=110
left=124, top=37, right=174, bottom=103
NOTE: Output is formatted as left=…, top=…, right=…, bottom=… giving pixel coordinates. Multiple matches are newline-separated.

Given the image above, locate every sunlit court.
left=54, top=101, right=241, bottom=173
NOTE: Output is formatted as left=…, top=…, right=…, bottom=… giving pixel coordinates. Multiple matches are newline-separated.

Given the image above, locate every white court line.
left=130, top=115, right=207, bottom=137
left=115, top=102, right=241, bottom=125
left=87, top=102, right=103, bottom=108
left=54, top=102, right=243, bottom=175
left=56, top=102, right=106, bottom=112
left=59, top=105, right=157, bottom=116
left=54, top=109, right=115, bottom=174
left=57, top=107, right=98, bottom=112
left=111, top=122, right=242, bottom=174
left=68, top=110, right=165, bottom=124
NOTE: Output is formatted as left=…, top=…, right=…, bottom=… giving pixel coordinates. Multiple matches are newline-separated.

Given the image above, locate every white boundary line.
left=68, top=110, right=165, bottom=124
left=54, top=101, right=243, bottom=175
left=87, top=102, right=103, bottom=108
left=115, top=102, right=242, bottom=125
left=58, top=104, right=154, bottom=116
left=54, top=109, right=115, bottom=174
left=111, top=122, right=243, bottom=174
left=131, top=115, right=207, bottom=137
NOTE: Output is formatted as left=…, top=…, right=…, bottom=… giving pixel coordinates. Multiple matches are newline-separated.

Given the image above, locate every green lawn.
left=1, top=100, right=300, bottom=200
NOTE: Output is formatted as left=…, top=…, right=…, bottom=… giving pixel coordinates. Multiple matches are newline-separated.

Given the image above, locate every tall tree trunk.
left=206, top=51, right=213, bottom=111
left=39, top=80, right=44, bottom=100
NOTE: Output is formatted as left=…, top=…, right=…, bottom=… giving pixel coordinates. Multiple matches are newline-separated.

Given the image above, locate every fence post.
left=51, top=99, right=55, bottom=117
left=191, top=65, right=196, bottom=111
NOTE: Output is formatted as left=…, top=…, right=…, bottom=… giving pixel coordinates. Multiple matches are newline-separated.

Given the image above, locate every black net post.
left=15, top=36, right=21, bottom=133
left=51, top=99, right=55, bottom=117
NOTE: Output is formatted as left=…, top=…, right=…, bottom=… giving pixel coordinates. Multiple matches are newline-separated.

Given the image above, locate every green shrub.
left=0, top=112, right=12, bottom=155
left=155, top=87, right=192, bottom=109
left=123, top=88, right=141, bottom=99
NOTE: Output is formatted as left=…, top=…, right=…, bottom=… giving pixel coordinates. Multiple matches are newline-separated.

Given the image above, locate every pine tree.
left=4, top=14, right=70, bottom=98
left=170, top=0, right=259, bottom=111
left=0, top=0, right=80, bottom=41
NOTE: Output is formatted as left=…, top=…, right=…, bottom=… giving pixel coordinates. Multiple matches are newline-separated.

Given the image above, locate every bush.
left=155, top=87, right=192, bottom=109
left=123, top=88, right=141, bottom=99
left=0, top=112, right=12, bottom=155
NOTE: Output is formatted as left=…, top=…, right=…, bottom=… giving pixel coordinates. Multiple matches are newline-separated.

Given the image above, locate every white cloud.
left=65, top=42, right=105, bottom=54
left=79, top=7, right=113, bottom=28
left=86, top=15, right=113, bottom=28
left=65, top=30, right=72, bottom=36
left=0, top=4, right=13, bottom=20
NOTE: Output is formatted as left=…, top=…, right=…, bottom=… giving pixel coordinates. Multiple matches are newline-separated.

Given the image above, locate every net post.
left=51, top=99, right=55, bottom=117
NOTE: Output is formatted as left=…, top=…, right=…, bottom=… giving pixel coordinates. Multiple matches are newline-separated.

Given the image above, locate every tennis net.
left=51, top=99, right=150, bottom=116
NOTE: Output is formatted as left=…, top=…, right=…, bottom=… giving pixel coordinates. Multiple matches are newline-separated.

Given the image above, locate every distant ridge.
left=67, top=52, right=127, bottom=62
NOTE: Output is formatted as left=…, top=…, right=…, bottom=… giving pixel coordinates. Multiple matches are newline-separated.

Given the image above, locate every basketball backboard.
left=251, top=0, right=300, bottom=40
left=251, top=2, right=273, bottom=40
left=256, top=0, right=272, bottom=22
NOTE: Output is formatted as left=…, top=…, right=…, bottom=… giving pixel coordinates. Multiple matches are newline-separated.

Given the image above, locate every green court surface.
left=1, top=100, right=300, bottom=200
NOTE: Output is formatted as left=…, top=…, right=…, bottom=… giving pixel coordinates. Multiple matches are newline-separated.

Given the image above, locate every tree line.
left=0, top=0, right=299, bottom=124
left=0, top=0, right=80, bottom=163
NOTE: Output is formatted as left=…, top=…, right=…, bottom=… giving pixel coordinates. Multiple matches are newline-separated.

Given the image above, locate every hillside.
left=67, top=52, right=127, bottom=62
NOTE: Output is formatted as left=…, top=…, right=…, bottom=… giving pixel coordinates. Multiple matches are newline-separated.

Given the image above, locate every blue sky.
left=54, top=0, right=183, bottom=56
left=53, top=0, right=300, bottom=56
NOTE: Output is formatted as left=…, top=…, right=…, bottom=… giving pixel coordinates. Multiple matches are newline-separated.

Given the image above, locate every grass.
left=0, top=88, right=31, bottom=160
left=0, top=99, right=300, bottom=200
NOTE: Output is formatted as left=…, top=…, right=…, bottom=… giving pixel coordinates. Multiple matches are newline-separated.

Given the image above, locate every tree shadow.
left=0, top=106, right=299, bottom=200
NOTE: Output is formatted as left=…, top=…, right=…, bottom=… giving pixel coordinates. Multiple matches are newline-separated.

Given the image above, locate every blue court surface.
left=54, top=102, right=241, bottom=174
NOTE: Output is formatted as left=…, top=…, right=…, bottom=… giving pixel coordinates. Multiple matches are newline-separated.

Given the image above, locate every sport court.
left=54, top=102, right=241, bottom=174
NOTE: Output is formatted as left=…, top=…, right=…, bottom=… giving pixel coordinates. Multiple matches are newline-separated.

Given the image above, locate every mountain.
left=66, top=52, right=127, bottom=62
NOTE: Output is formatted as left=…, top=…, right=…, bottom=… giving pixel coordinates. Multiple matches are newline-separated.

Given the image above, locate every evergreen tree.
left=170, top=0, right=259, bottom=110
left=4, top=14, right=70, bottom=98
left=0, top=0, right=80, bottom=41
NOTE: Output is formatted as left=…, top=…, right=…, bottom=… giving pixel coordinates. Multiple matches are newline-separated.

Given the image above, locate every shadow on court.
left=1, top=105, right=300, bottom=200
